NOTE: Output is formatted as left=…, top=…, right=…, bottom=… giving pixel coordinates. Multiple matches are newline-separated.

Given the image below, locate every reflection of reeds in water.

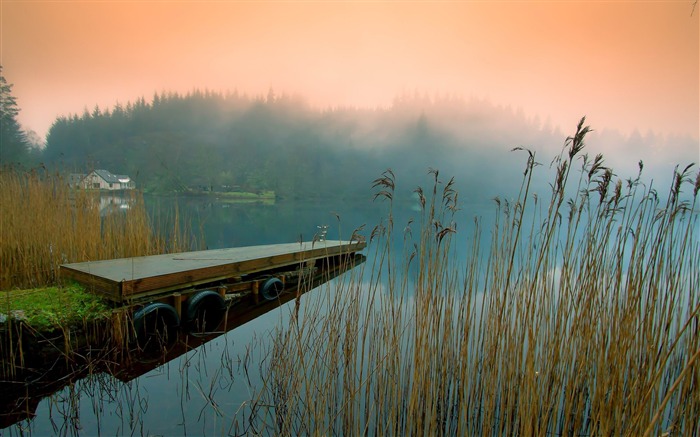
left=255, top=118, right=700, bottom=436
left=0, top=168, right=195, bottom=290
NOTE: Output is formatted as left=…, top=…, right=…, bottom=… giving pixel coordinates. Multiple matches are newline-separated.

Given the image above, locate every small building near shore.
left=73, top=169, right=135, bottom=190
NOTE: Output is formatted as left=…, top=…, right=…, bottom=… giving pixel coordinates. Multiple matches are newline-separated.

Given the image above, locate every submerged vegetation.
left=253, top=119, right=700, bottom=435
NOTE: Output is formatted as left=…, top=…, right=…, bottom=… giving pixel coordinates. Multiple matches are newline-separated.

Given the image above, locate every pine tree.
left=0, top=66, right=30, bottom=166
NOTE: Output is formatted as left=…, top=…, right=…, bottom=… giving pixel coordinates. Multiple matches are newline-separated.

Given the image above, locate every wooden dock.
left=60, top=240, right=365, bottom=303
left=2, top=252, right=366, bottom=428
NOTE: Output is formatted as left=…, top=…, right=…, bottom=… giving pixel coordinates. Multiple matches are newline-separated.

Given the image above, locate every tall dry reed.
left=253, top=118, right=699, bottom=436
left=0, top=168, right=195, bottom=290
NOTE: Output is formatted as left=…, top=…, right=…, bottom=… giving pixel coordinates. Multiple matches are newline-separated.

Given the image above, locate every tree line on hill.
left=40, top=90, right=562, bottom=200
left=3, top=66, right=697, bottom=202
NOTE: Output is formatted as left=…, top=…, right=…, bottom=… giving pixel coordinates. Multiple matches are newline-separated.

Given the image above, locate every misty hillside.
left=42, top=90, right=698, bottom=202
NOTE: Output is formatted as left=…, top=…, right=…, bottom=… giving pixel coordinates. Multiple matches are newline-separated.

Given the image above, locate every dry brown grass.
left=0, top=168, right=194, bottom=290
left=252, top=118, right=700, bottom=436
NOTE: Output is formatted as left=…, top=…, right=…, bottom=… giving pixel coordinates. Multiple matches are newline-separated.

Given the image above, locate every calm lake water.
left=2, top=194, right=498, bottom=436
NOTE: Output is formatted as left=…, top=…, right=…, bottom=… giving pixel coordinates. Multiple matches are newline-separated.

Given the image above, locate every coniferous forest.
left=3, top=67, right=698, bottom=201
left=41, top=89, right=554, bottom=200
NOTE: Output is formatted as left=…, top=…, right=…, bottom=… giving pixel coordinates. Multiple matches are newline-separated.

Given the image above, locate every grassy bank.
left=1, top=284, right=111, bottom=332
left=199, top=190, right=276, bottom=204
left=0, top=281, right=129, bottom=380
left=254, top=119, right=699, bottom=435
left=205, top=189, right=275, bottom=199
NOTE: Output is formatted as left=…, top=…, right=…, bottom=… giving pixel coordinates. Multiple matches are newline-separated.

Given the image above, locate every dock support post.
left=252, top=281, right=259, bottom=304
left=172, top=292, right=182, bottom=318
left=111, top=310, right=124, bottom=349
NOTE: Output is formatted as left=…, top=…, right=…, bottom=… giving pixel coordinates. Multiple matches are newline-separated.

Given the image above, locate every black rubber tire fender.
left=261, top=277, right=284, bottom=301
left=133, top=302, right=180, bottom=343
left=184, top=290, right=226, bottom=332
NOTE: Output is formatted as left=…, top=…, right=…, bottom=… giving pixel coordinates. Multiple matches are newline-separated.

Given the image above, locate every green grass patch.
left=1, top=284, right=112, bottom=331
left=224, top=190, right=274, bottom=198
left=206, top=190, right=275, bottom=199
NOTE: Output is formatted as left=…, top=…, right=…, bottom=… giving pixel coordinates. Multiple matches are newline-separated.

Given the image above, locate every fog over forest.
left=32, top=89, right=700, bottom=203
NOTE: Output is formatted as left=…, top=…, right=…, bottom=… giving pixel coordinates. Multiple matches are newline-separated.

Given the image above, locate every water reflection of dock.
left=0, top=252, right=365, bottom=429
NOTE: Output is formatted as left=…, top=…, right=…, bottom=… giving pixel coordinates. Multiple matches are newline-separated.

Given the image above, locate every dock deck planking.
left=60, top=240, right=365, bottom=302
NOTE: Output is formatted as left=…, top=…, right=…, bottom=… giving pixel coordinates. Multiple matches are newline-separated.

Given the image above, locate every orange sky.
left=1, top=1, right=698, bottom=142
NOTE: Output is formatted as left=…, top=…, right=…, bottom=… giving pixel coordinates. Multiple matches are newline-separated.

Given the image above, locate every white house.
left=77, top=169, right=135, bottom=190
